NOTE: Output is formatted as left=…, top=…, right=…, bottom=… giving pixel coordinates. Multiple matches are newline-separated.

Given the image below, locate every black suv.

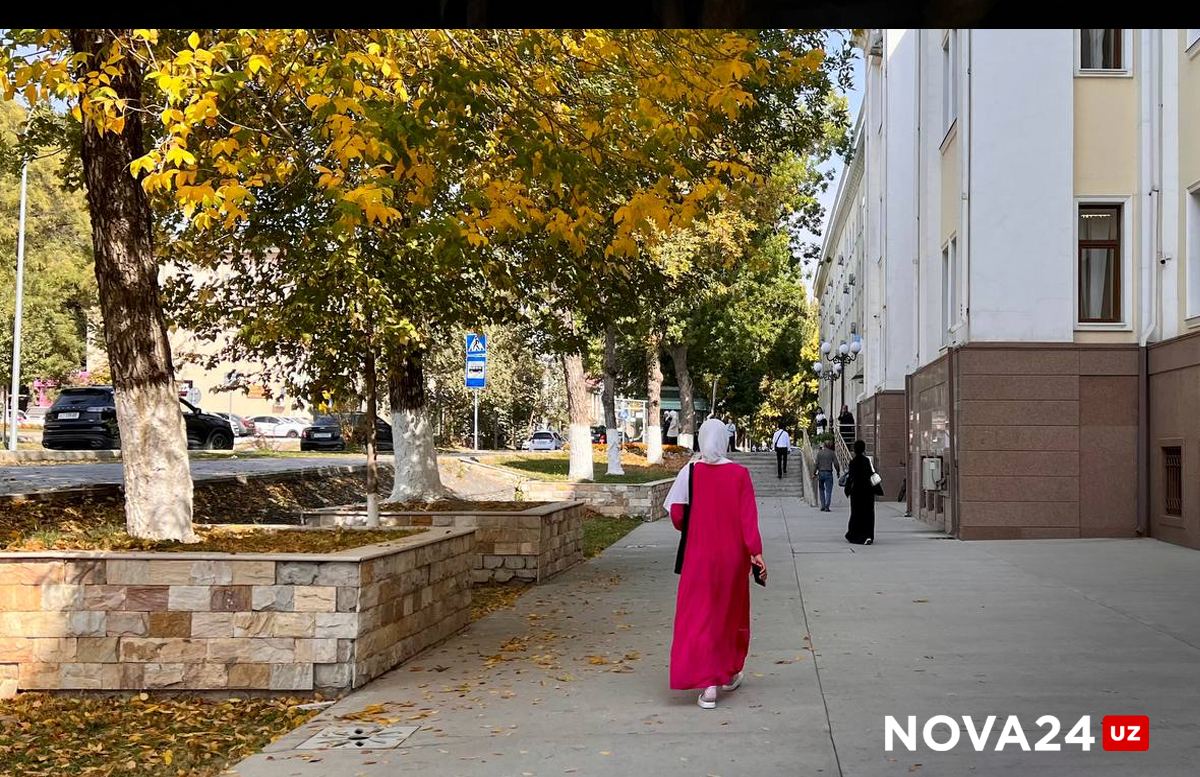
left=301, top=412, right=393, bottom=452
left=42, top=386, right=235, bottom=451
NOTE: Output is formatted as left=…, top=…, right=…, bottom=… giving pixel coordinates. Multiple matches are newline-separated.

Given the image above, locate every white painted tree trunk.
left=677, top=432, right=694, bottom=450
left=561, top=351, right=595, bottom=482
left=646, top=333, right=664, bottom=465
left=601, top=327, right=623, bottom=476
left=117, top=383, right=196, bottom=542
left=387, top=350, right=446, bottom=503
left=606, top=431, right=624, bottom=475
left=388, top=405, right=446, bottom=502
left=569, top=422, right=593, bottom=480
left=645, top=424, right=663, bottom=465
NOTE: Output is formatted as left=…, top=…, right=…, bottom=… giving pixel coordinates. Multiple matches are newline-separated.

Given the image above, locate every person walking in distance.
left=771, top=423, right=790, bottom=479
left=838, top=404, right=855, bottom=446
left=664, top=418, right=765, bottom=709
left=725, top=418, right=737, bottom=452
left=814, top=407, right=828, bottom=436
left=814, top=439, right=839, bottom=511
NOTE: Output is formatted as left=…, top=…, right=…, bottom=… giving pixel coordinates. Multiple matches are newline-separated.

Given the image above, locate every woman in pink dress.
left=664, top=417, right=766, bottom=709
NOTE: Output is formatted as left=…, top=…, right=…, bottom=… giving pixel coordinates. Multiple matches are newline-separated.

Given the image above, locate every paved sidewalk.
left=232, top=468, right=1200, bottom=777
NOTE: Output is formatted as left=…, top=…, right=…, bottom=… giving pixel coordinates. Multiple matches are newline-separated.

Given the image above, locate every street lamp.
left=814, top=339, right=863, bottom=419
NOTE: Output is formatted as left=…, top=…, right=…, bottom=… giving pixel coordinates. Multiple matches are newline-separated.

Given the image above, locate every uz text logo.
left=1102, top=715, right=1150, bottom=752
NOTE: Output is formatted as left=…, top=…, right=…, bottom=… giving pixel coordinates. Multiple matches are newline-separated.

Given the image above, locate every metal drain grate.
left=296, top=723, right=419, bottom=750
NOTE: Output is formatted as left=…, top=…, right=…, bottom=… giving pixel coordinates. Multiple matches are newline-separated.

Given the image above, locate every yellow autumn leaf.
left=187, top=32, right=200, bottom=50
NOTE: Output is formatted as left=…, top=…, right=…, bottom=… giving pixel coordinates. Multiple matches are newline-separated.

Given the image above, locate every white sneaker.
left=698, top=686, right=718, bottom=709
left=721, top=671, right=744, bottom=692
left=864, top=538, right=873, bottom=545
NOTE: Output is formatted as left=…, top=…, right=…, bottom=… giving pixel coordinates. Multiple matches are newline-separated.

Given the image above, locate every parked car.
left=590, top=425, right=607, bottom=445
left=301, top=412, right=393, bottom=452
left=214, top=412, right=254, bottom=437
left=42, top=386, right=234, bottom=450
left=523, top=430, right=564, bottom=452
left=248, top=415, right=307, bottom=438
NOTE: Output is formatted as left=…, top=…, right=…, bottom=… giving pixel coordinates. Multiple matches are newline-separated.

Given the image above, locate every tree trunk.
left=561, top=351, right=594, bottom=481
left=645, top=332, right=664, bottom=465
left=669, top=341, right=696, bottom=450
left=71, top=29, right=194, bottom=541
left=363, top=345, right=380, bottom=528
left=601, top=327, right=624, bottom=476
left=387, top=348, right=446, bottom=502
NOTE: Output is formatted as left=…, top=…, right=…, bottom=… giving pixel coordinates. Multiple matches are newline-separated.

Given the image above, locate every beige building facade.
left=818, top=29, right=1200, bottom=548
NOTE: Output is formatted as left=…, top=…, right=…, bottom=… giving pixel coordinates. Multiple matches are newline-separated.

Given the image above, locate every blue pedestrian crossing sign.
left=465, top=333, right=487, bottom=389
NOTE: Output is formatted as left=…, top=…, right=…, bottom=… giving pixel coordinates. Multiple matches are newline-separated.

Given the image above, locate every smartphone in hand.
left=752, top=560, right=767, bottom=587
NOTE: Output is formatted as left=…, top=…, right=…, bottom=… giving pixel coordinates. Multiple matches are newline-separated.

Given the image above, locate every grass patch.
left=6, top=525, right=422, bottom=554
left=583, top=513, right=643, bottom=558
left=0, top=693, right=319, bottom=777
left=481, top=452, right=682, bottom=484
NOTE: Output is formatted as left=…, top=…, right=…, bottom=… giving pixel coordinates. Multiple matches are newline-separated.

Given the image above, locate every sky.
left=797, top=50, right=865, bottom=298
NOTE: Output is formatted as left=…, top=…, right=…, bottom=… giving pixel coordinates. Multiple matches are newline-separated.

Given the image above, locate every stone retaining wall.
left=0, top=526, right=473, bottom=696
left=455, top=459, right=675, bottom=519
left=517, top=479, right=674, bottom=519
left=304, top=501, right=585, bottom=585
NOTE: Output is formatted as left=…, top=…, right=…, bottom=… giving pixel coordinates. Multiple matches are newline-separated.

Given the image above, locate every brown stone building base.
left=906, top=343, right=1140, bottom=541
left=857, top=390, right=907, bottom=503
left=1148, top=329, right=1200, bottom=550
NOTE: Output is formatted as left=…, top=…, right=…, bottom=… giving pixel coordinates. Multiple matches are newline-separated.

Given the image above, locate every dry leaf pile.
left=0, top=693, right=319, bottom=777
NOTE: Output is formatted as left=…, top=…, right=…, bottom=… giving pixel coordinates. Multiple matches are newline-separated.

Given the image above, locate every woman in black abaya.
left=844, top=440, right=878, bottom=545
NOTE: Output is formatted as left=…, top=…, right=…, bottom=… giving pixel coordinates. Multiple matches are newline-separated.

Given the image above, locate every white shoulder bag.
left=868, top=455, right=882, bottom=487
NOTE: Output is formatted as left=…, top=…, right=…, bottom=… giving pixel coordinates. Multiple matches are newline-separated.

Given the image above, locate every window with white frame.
left=1079, top=29, right=1126, bottom=71
left=941, top=237, right=958, bottom=342
left=942, top=30, right=958, bottom=134
left=1078, top=205, right=1123, bottom=323
left=1188, top=188, right=1200, bottom=319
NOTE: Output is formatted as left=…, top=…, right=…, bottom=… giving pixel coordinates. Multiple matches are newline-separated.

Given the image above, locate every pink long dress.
left=669, top=462, right=762, bottom=690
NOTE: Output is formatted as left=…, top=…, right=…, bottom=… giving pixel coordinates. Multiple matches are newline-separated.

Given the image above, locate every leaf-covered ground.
left=0, top=470, right=404, bottom=551
left=0, top=694, right=321, bottom=777
left=7, top=525, right=422, bottom=554
left=480, top=452, right=684, bottom=483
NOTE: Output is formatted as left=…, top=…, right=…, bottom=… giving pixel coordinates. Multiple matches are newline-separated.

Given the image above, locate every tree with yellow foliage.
left=1, top=28, right=850, bottom=536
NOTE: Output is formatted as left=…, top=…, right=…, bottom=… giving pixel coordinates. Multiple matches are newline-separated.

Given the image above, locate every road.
left=0, top=453, right=518, bottom=499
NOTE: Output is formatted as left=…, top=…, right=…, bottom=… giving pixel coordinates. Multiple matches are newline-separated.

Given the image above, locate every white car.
left=248, top=414, right=307, bottom=438
left=523, top=430, right=564, bottom=451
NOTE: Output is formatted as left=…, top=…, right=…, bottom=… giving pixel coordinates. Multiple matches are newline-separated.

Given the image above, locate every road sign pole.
left=473, top=390, right=479, bottom=451
left=8, top=163, right=28, bottom=452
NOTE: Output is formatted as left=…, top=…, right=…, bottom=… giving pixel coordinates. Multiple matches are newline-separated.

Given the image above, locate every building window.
left=1189, top=188, right=1200, bottom=319
left=942, top=30, right=958, bottom=134
left=941, top=237, right=958, bottom=342
left=1080, top=29, right=1124, bottom=70
left=1078, top=205, right=1122, bottom=323
left=1164, top=446, right=1182, bottom=517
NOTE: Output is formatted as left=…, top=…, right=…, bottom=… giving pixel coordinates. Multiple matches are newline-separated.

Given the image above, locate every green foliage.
left=0, top=102, right=94, bottom=387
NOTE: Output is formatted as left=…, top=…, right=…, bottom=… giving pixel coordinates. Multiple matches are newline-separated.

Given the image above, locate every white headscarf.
left=663, top=418, right=732, bottom=514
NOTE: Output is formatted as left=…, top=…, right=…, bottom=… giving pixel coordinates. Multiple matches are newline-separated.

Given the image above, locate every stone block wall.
left=517, top=479, right=675, bottom=519
left=306, top=501, right=586, bottom=585
left=0, top=527, right=473, bottom=696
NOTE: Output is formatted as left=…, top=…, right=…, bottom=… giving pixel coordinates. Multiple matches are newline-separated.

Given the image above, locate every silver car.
left=526, top=430, right=564, bottom=451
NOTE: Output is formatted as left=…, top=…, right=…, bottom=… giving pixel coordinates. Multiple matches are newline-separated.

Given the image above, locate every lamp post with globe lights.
left=812, top=339, right=862, bottom=416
